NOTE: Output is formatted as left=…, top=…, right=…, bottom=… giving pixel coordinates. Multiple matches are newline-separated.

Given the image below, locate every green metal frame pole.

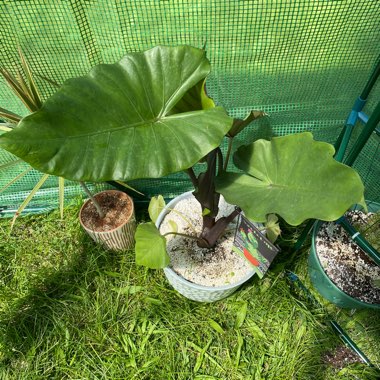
left=344, top=101, right=380, bottom=167
left=334, top=58, right=380, bottom=162
left=293, top=219, right=315, bottom=251
left=295, top=68, right=380, bottom=251
left=286, top=271, right=374, bottom=367
left=337, top=216, right=380, bottom=266
left=360, top=56, right=380, bottom=101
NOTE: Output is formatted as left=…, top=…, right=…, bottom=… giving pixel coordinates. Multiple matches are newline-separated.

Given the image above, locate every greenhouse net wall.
left=1, top=0, right=379, bottom=215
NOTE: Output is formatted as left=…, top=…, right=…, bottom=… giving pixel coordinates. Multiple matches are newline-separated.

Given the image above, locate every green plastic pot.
left=308, top=202, right=380, bottom=310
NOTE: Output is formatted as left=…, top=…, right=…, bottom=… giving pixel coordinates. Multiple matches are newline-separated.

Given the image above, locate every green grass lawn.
left=0, top=204, right=379, bottom=379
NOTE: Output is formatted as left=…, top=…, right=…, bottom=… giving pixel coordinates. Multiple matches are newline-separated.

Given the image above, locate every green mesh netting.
left=1, top=0, right=379, bottom=215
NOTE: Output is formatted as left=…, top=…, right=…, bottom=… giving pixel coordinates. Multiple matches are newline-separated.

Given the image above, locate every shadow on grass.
left=0, top=231, right=124, bottom=366
left=1, top=210, right=379, bottom=379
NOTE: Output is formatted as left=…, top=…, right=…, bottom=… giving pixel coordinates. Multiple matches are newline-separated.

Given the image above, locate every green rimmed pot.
left=308, top=203, right=380, bottom=309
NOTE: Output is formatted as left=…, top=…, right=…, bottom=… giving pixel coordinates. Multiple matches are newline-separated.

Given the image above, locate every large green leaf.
left=135, top=222, right=169, bottom=269
left=216, top=132, right=366, bottom=225
left=0, top=46, right=232, bottom=182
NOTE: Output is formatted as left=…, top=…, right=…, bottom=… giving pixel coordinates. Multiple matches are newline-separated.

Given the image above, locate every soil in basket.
left=81, top=192, right=133, bottom=232
left=316, top=211, right=380, bottom=305
left=159, top=196, right=253, bottom=287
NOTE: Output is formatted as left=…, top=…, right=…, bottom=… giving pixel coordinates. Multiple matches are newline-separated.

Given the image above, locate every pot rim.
left=79, top=189, right=135, bottom=234
left=157, top=191, right=256, bottom=291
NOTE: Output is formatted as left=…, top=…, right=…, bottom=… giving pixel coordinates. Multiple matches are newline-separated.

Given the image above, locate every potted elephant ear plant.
left=0, top=46, right=230, bottom=250
left=0, top=45, right=366, bottom=301
left=136, top=131, right=366, bottom=301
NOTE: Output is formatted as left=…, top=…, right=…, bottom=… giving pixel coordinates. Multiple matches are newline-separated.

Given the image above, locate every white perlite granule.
left=159, top=195, right=253, bottom=287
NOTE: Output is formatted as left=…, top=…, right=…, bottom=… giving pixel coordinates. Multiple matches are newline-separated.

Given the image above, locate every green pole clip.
left=358, top=111, right=369, bottom=124
left=344, top=100, right=380, bottom=167
left=345, top=97, right=366, bottom=127
left=334, top=97, right=368, bottom=162
left=353, top=97, right=367, bottom=112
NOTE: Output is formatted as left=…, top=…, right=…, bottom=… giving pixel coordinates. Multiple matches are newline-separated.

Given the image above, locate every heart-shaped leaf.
left=0, top=46, right=232, bottom=182
left=167, top=220, right=178, bottom=233
left=148, top=195, right=166, bottom=223
left=135, top=222, right=169, bottom=269
left=216, top=132, right=365, bottom=225
left=265, top=214, right=281, bottom=243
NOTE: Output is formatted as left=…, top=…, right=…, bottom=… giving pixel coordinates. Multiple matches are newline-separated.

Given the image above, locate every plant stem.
left=198, top=207, right=241, bottom=248
left=163, top=231, right=208, bottom=245
left=185, top=168, right=198, bottom=187
left=216, top=147, right=223, bottom=174
left=193, top=149, right=219, bottom=219
left=223, top=137, right=233, bottom=171
left=80, top=182, right=105, bottom=219
left=165, top=207, right=198, bottom=235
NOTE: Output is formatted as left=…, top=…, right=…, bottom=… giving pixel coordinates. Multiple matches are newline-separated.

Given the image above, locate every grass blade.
left=235, top=330, right=244, bottom=368
left=0, top=168, right=32, bottom=193
left=11, top=173, right=49, bottom=229
left=235, top=301, right=248, bottom=329
left=114, top=180, right=144, bottom=196
left=0, top=107, right=22, bottom=123
left=0, top=159, right=22, bottom=171
left=0, top=124, right=14, bottom=131
left=138, top=322, right=156, bottom=354
left=15, top=70, right=37, bottom=112
left=0, top=66, right=38, bottom=113
left=246, top=320, right=266, bottom=340
left=3, top=66, right=35, bottom=112
left=0, top=67, right=25, bottom=97
left=58, top=176, right=65, bottom=219
left=18, top=47, right=43, bottom=109
left=207, top=318, right=224, bottom=334
left=189, top=339, right=213, bottom=373
left=34, top=73, right=61, bottom=88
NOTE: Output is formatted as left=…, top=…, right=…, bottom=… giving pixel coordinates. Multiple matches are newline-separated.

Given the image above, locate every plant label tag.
left=232, top=214, right=280, bottom=279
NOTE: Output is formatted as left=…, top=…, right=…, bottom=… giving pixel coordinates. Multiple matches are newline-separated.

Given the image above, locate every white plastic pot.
left=79, top=190, right=136, bottom=251
left=156, top=191, right=255, bottom=302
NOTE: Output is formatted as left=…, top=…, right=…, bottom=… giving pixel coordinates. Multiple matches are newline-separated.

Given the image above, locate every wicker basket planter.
left=79, top=190, right=136, bottom=251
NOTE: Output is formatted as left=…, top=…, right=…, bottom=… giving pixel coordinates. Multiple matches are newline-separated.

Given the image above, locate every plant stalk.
left=80, top=182, right=105, bottom=219
left=193, top=150, right=220, bottom=242
left=216, top=147, right=224, bottom=174
left=185, top=168, right=198, bottom=187
left=197, top=207, right=241, bottom=248
left=163, top=231, right=208, bottom=246
left=223, top=137, right=233, bottom=171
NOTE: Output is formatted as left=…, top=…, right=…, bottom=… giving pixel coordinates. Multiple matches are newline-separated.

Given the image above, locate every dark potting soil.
left=80, top=192, right=133, bottom=232
left=322, top=345, right=363, bottom=370
left=316, top=211, right=380, bottom=305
